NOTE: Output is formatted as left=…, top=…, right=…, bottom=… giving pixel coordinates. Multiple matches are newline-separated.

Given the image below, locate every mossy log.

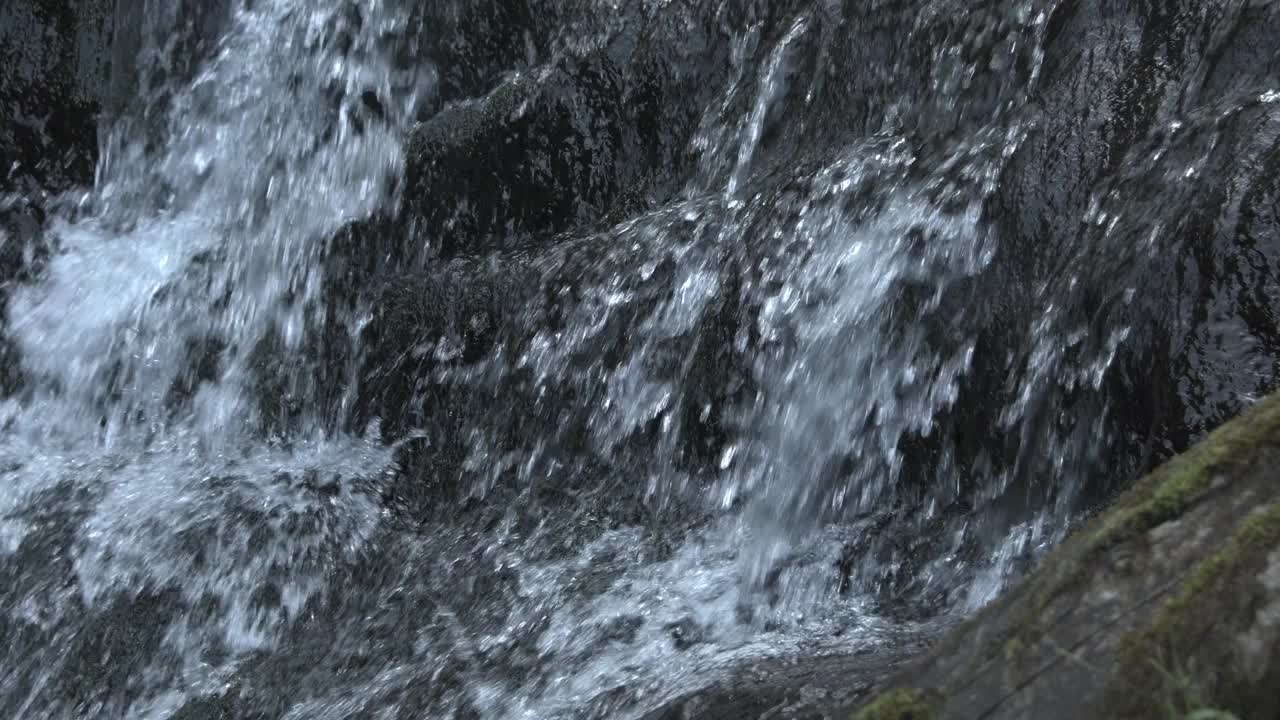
left=851, top=392, right=1280, bottom=720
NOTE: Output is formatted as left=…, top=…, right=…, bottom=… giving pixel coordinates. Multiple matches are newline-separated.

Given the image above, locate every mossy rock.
left=848, top=392, right=1280, bottom=720
left=852, top=688, right=939, bottom=720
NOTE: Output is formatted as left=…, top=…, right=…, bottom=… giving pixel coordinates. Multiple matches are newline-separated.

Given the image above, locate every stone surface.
left=641, top=652, right=914, bottom=720
left=986, top=0, right=1280, bottom=499
left=849, top=392, right=1280, bottom=720
left=0, top=0, right=116, bottom=193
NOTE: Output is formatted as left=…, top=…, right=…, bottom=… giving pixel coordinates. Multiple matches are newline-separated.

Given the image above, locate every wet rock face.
left=989, top=0, right=1280, bottom=502
left=0, top=478, right=189, bottom=719
left=4, top=0, right=1280, bottom=716
left=351, top=256, right=538, bottom=514
left=404, top=54, right=642, bottom=258
left=410, top=0, right=542, bottom=110
left=397, top=0, right=1053, bottom=261
left=0, top=0, right=115, bottom=193
left=0, top=196, right=54, bottom=394
left=0, top=0, right=119, bottom=396
left=399, top=1, right=757, bottom=260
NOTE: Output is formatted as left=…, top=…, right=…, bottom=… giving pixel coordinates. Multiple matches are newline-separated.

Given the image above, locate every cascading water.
left=2, top=1, right=429, bottom=716
left=4, top=0, right=1275, bottom=717
left=9, top=1, right=421, bottom=453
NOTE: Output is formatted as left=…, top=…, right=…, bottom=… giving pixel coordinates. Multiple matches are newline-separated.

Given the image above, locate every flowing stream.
left=3, top=0, right=1277, bottom=718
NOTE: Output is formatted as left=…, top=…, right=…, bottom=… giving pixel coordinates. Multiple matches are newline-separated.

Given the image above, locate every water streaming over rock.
left=2, top=0, right=1279, bottom=717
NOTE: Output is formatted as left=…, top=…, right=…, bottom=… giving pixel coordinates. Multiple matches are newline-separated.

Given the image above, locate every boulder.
left=641, top=651, right=915, bottom=720
left=357, top=0, right=1280, bottom=615
left=409, top=0, right=542, bottom=110
left=402, top=42, right=700, bottom=259
left=404, top=54, right=633, bottom=258
left=849, top=391, right=1280, bottom=720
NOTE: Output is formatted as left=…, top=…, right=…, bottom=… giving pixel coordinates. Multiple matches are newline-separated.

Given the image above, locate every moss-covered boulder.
left=851, top=391, right=1280, bottom=720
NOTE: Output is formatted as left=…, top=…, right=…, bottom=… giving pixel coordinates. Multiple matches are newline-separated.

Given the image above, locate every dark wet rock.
left=599, top=614, right=644, bottom=645
left=104, top=0, right=232, bottom=116
left=404, top=50, right=683, bottom=258
left=0, top=195, right=56, bottom=395
left=399, top=0, right=897, bottom=261
left=0, top=0, right=126, bottom=398
left=9, top=1, right=1280, bottom=717
left=170, top=694, right=236, bottom=720
left=0, top=479, right=190, bottom=717
left=376, top=0, right=1054, bottom=575
left=346, top=254, right=540, bottom=516
left=987, top=0, right=1280, bottom=500
left=842, top=0, right=1280, bottom=616
left=410, top=0, right=542, bottom=110
left=347, top=0, right=1280, bottom=628
left=355, top=255, right=537, bottom=435
left=188, top=526, right=538, bottom=720
left=0, top=0, right=116, bottom=194
left=641, top=650, right=916, bottom=720
left=0, top=198, right=47, bottom=279
left=0, top=481, right=96, bottom=713
left=60, top=588, right=186, bottom=714
left=647, top=394, right=1280, bottom=719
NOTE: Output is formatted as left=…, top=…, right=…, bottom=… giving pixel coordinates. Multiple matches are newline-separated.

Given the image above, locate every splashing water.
left=11, top=0, right=427, bottom=449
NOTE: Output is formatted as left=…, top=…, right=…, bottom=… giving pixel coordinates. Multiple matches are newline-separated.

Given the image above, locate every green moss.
left=1003, top=635, right=1025, bottom=662
left=1088, top=394, right=1280, bottom=551
left=1143, top=502, right=1280, bottom=645
left=867, top=394, right=1280, bottom=720
left=1109, top=502, right=1280, bottom=718
left=852, top=688, right=936, bottom=720
left=1186, top=710, right=1241, bottom=720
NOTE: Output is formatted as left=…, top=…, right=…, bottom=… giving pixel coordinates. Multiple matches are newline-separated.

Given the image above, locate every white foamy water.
left=10, top=0, right=428, bottom=449
left=1, top=1, right=427, bottom=716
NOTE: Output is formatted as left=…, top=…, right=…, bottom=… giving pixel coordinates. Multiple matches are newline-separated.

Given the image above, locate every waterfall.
left=4, top=0, right=1273, bottom=717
